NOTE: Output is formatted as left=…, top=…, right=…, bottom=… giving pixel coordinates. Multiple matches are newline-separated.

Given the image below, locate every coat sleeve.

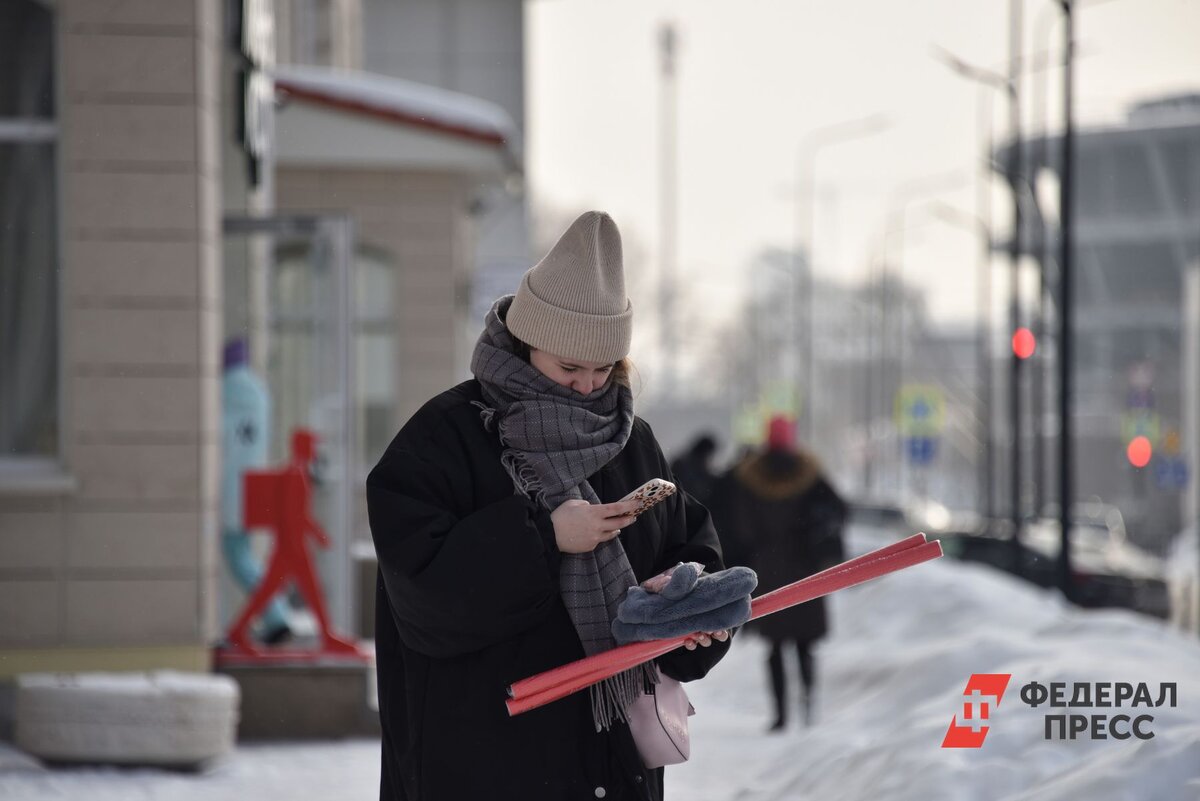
left=637, top=423, right=735, bottom=682
left=366, top=438, right=561, bottom=660
left=805, top=479, right=849, bottom=572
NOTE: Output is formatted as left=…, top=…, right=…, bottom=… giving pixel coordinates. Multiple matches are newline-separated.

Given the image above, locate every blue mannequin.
left=221, top=338, right=292, bottom=643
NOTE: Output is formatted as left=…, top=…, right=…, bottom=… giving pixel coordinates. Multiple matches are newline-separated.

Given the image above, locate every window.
left=0, top=0, right=58, bottom=462
left=269, top=242, right=397, bottom=474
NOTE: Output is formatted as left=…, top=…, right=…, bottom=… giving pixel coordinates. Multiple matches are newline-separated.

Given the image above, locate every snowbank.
left=668, top=530, right=1200, bottom=801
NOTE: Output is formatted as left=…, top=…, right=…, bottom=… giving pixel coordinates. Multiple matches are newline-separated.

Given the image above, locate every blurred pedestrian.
left=367, top=211, right=733, bottom=801
left=670, top=432, right=719, bottom=506
left=707, top=445, right=755, bottom=570
left=726, top=416, right=846, bottom=731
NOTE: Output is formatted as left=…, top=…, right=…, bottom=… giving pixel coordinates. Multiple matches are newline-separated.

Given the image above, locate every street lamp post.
left=795, top=115, right=889, bottom=445
left=1007, top=0, right=1027, bottom=573
left=1056, top=0, right=1076, bottom=602
left=881, top=172, right=967, bottom=501
left=932, top=41, right=1024, bottom=570
left=1031, top=0, right=1059, bottom=523
left=929, top=200, right=996, bottom=520
left=658, top=23, right=678, bottom=399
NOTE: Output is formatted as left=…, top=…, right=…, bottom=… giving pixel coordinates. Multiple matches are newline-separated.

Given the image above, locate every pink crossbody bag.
left=623, top=555, right=698, bottom=769
left=626, top=672, right=696, bottom=769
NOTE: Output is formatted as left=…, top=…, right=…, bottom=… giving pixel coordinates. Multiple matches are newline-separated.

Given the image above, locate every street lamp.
left=1030, top=0, right=1108, bottom=521
left=795, top=114, right=890, bottom=446
left=932, top=39, right=1027, bottom=573
left=880, top=172, right=967, bottom=501
left=1056, top=0, right=1076, bottom=603
left=929, top=200, right=996, bottom=521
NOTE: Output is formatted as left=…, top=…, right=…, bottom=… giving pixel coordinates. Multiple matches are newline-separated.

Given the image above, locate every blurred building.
left=1000, top=93, right=1200, bottom=549
left=0, top=0, right=524, bottom=696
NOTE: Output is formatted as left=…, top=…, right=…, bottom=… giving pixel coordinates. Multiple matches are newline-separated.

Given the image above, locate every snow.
left=667, top=528, right=1200, bottom=801
left=272, top=65, right=520, bottom=148
left=1167, top=525, right=1199, bottom=635
left=0, top=740, right=380, bottom=801
left=3, top=527, right=1198, bottom=800
left=16, top=671, right=237, bottom=699
left=1168, top=525, right=1197, bottom=584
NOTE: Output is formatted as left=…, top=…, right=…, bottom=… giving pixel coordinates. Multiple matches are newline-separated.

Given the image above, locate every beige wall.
left=0, top=0, right=222, bottom=676
left=276, top=168, right=474, bottom=427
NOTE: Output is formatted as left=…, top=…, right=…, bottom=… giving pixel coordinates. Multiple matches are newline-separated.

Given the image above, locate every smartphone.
left=617, top=478, right=677, bottom=516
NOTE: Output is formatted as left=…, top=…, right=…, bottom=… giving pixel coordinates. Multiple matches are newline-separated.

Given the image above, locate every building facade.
left=0, top=0, right=526, bottom=690
left=0, top=0, right=223, bottom=678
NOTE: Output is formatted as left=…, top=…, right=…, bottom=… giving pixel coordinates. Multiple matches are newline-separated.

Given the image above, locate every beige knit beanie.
left=506, top=210, right=633, bottom=364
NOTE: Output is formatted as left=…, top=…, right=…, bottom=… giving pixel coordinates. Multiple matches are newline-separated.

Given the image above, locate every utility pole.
left=931, top=48, right=1019, bottom=532
left=1031, top=2, right=1059, bottom=522
left=658, top=23, right=678, bottom=398
left=1186, top=265, right=1200, bottom=634
left=929, top=197, right=996, bottom=522
left=796, top=115, right=889, bottom=443
left=1008, top=0, right=1026, bottom=574
left=1057, top=0, right=1076, bottom=602
left=980, top=93, right=997, bottom=525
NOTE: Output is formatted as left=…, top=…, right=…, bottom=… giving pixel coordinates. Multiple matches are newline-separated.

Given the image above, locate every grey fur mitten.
left=617, top=564, right=758, bottom=626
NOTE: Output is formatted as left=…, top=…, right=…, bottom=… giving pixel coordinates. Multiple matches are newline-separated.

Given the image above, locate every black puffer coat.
left=367, top=380, right=732, bottom=801
left=721, top=449, right=847, bottom=643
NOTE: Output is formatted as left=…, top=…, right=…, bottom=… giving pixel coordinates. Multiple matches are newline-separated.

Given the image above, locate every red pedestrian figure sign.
left=223, top=428, right=362, bottom=659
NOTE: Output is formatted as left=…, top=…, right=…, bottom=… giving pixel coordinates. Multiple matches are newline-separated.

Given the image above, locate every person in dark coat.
left=726, top=416, right=846, bottom=731
left=669, top=433, right=718, bottom=508
left=705, top=446, right=755, bottom=571
left=367, top=211, right=732, bottom=801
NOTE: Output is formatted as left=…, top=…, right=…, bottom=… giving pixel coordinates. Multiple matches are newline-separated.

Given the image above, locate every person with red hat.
left=722, top=414, right=847, bottom=731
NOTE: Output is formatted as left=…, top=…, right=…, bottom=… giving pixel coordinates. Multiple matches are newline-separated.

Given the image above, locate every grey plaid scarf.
left=471, top=295, right=659, bottom=731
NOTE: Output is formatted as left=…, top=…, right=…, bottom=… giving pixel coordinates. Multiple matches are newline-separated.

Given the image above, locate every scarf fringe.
left=470, top=400, right=497, bottom=432
left=499, top=449, right=549, bottom=506
left=590, top=661, right=661, bottom=732
left=476, top=401, right=556, bottom=510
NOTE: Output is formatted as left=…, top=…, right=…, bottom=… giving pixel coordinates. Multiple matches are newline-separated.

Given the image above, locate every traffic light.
left=1126, top=435, right=1152, bottom=469
left=1012, top=327, right=1036, bottom=360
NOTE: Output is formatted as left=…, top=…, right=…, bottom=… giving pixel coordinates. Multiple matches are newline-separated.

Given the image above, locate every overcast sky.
left=526, top=0, right=1200, bottom=366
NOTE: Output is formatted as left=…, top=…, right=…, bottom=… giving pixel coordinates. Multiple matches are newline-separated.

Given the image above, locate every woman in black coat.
left=367, top=211, right=732, bottom=801
left=724, top=416, right=846, bottom=731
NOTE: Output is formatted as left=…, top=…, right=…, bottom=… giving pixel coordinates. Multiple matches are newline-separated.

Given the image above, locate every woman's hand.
left=550, top=499, right=640, bottom=554
left=682, top=630, right=730, bottom=650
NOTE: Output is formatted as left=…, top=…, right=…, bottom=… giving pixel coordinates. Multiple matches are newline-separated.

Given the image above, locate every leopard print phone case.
left=620, top=478, right=677, bottom=516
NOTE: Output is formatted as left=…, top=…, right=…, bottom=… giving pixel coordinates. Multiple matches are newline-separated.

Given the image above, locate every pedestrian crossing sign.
left=895, top=384, right=945, bottom=437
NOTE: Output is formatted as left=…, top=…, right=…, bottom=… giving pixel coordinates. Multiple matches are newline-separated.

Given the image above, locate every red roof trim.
left=275, top=81, right=508, bottom=148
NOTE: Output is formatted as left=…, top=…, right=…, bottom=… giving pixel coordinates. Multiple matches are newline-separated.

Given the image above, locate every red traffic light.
left=1012, top=327, right=1036, bottom=360
left=1126, top=436, right=1152, bottom=468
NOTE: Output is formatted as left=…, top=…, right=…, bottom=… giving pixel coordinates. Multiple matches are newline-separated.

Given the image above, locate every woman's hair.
left=512, top=335, right=635, bottom=390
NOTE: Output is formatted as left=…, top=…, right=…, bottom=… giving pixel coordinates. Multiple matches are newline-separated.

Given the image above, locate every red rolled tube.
left=508, top=534, right=929, bottom=705
left=507, top=534, right=931, bottom=709
left=506, top=535, right=941, bottom=716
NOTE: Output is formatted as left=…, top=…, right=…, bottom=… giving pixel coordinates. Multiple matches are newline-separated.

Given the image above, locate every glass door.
left=221, top=214, right=357, bottom=637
